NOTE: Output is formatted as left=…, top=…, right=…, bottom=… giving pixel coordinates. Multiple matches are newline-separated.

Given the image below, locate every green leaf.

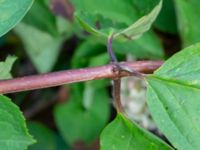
left=154, top=0, right=177, bottom=34
left=113, top=31, right=164, bottom=59
left=15, top=22, right=63, bottom=73
left=100, top=113, right=172, bottom=150
left=146, top=43, right=200, bottom=149
left=132, top=0, right=160, bottom=14
left=154, top=43, right=200, bottom=87
left=0, top=0, right=33, bottom=37
left=174, top=0, right=200, bottom=47
left=132, top=0, right=177, bottom=34
left=0, top=95, right=35, bottom=149
left=71, top=37, right=107, bottom=68
left=75, top=0, right=162, bottom=41
left=114, top=0, right=162, bottom=41
left=73, top=0, right=164, bottom=59
left=71, top=0, right=139, bottom=25
left=54, top=85, right=110, bottom=146
left=28, top=122, right=56, bottom=150
left=22, top=0, right=58, bottom=36
left=55, top=134, right=70, bottom=150
left=56, top=17, right=74, bottom=38
left=75, top=12, right=110, bottom=38
left=14, top=0, right=67, bottom=73
left=72, top=0, right=139, bottom=39
left=28, top=122, right=70, bottom=150
left=0, top=56, right=17, bottom=80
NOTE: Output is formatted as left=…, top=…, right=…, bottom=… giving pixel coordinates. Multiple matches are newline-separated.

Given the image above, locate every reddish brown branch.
left=0, top=61, right=163, bottom=94
left=113, top=79, right=123, bottom=112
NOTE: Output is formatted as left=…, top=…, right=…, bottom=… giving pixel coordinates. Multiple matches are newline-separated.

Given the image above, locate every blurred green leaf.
left=100, top=113, right=172, bottom=150
left=0, top=95, right=35, bottom=150
left=113, top=31, right=164, bottom=59
left=22, top=0, right=57, bottom=36
left=0, top=56, right=17, bottom=80
left=54, top=85, right=110, bottom=146
left=0, top=0, right=33, bottom=37
left=154, top=0, right=177, bottom=34
left=55, top=134, right=71, bottom=150
left=28, top=122, right=56, bottom=150
left=132, top=0, right=177, bottom=34
left=83, top=84, right=96, bottom=110
left=88, top=53, right=109, bottom=67
left=15, top=23, right=63, bottom=73
left=14, top=0, right=73, bottom=73
left=56, top=17, right=73, bottom=38
left=132, top=0, right=160, bottom=14
left=28, top=122, right=70, bottom=150
left=174, top=0, right=200, bottom=47
left=71, top=37, right=106, bottom=68
left=146, top=43, right=200, bottom=149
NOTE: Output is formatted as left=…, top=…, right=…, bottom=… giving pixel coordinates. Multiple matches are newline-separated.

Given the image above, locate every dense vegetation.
left=0, top=0, right=200, bottom=150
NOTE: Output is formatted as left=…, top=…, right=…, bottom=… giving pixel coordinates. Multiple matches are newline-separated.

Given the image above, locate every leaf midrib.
left=147, top=75, right=200, bottom=90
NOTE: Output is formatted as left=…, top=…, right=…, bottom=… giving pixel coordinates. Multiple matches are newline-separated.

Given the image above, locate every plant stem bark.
left=0, top=61, right=163, bottom=94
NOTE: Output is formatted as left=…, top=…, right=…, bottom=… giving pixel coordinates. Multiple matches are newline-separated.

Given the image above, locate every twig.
left=107, top=34, right=124, bottom=112
left=0, top=61, right=163, bottom=94
left=113, top=79, right=123, bottom=112
left=107, top=33, right=117, bottom=63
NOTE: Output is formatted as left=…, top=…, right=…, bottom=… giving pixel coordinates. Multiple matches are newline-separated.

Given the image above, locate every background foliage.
left=0, top=0, right=200, bottom=149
